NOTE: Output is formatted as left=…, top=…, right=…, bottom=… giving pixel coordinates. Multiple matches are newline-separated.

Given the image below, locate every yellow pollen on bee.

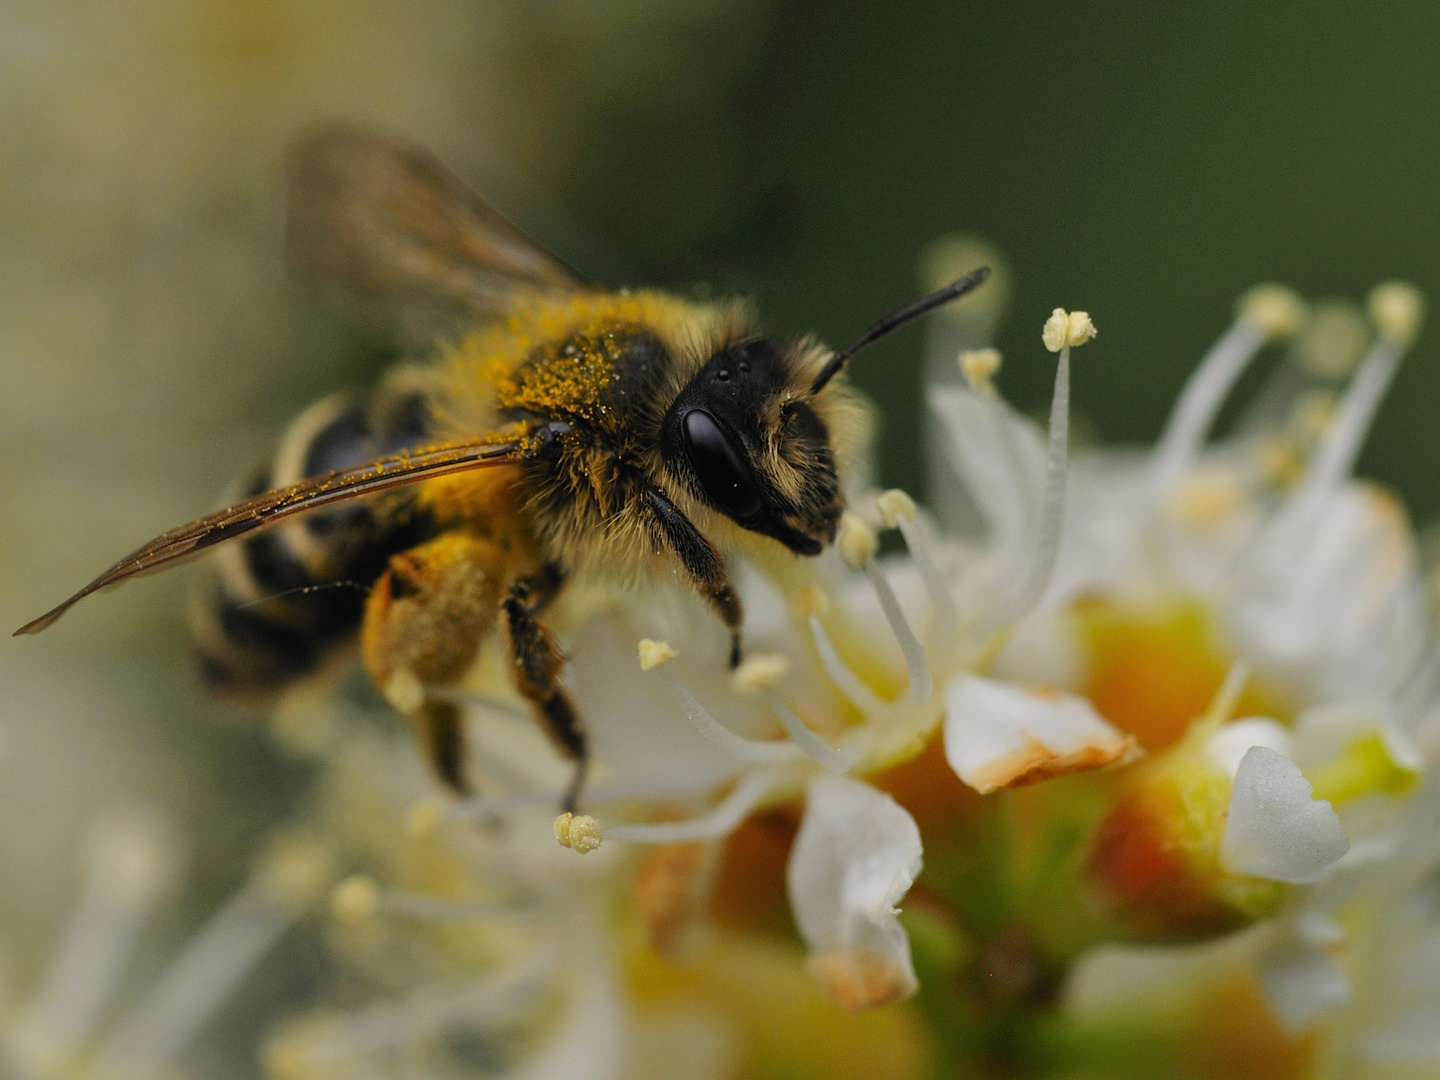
left=837, top=512, right=878, bottom=568
left=638, top=638, right=679, bottom=671
left=876, top=489, right=918, bottom=528
left=554, top=812, right=603, bottom=854
left=1042, top=309, right=1097, bottom=352
left=731, top=653, right=791, bottom=693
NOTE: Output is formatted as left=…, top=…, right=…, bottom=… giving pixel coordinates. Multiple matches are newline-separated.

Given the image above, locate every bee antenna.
left=809, top=265, right=991, bottom=393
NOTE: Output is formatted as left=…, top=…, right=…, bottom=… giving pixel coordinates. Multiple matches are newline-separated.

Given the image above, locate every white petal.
left=1220, top=746, right=1349, bottom=883
left=1292, top=700, right=1425, bottom=773
left=943, top=675, right=1139, bottom=794
left=1254, top=934, right=1350, bottom=1031
left=1205, top=717, right=1294, bottom=779
left=786, top=776, right=921, bottom=1012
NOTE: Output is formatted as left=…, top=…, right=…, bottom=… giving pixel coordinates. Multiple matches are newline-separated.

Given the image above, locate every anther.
left=837, top=513, right=878, bottom=569
left=732, top=653, right=791, bottom=693
left=1238, top=283, right=1308, bottom=342
left=876, top=489, right=918, bottom=528
left=1369, top=281, right=1425, bottom=348
left=959, top=348, right=1002, bottom=393
left=638, top=638, right=679, bottom=671
left=792, top=584, right=831, bottom=620
left=553, top=812, right=603, bottom=854
left=330, top=875, right=381, bottom=925
left=1042, top=308, right=1096, bottom=352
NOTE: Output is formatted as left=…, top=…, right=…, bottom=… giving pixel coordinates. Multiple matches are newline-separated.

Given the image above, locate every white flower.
left=786, top=776, right=922, bottom=1013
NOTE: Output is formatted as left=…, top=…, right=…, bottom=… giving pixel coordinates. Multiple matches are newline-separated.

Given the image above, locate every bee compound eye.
left=681, top=410, right=764, bottom=521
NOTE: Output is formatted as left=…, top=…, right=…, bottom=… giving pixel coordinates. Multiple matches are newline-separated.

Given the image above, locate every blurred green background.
left=517, top=0, right=1440, bottom=518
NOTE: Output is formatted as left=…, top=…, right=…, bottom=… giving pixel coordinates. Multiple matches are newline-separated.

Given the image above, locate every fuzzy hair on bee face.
left=659, top=329, right=865, bottom=556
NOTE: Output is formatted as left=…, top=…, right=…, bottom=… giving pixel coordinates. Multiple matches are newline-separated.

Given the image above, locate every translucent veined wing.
left=14, top=429, right=559, bottom=636
left=285, top=122, right=587, bottom=337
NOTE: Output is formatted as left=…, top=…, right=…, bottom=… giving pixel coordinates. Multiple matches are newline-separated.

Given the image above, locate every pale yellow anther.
left=1042, top=308, right=1097, bottom=352
left=330, top=874, right=381, bottom=925
left=638, top=638, right=679, bottom=671
left=1166, top=468, right=1245, bottom=531
left=1238, top=283, right=1308, bottom=341
left=258, top=835, right=334, bottom=907
left=382, top=669, right=425, bottom=715
left=406, top=797, right=446, bottom=839
left=959, top=347, right=1002, bottom=392
left=876, top=489, right=918, bottom=528
left=554, top=812, right=603, bottom=854
left=1295, top=300, right=1368, bottom=377
left=792, top=584, right=831, bottom=620
left=1257, top=436, right=1305, bottom=489
left=1368, top=281, right=1425, bottom=348
left=837, top=512, right=878, bottom=568
left=731, top=653, right=791, bottom=693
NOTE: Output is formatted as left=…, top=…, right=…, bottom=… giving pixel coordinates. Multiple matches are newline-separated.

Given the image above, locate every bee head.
left=660, top=338, right=843, bottom=556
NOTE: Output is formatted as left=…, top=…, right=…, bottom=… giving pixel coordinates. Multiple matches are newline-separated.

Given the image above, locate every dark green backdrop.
left=511, top=0, right=1440, bottom=520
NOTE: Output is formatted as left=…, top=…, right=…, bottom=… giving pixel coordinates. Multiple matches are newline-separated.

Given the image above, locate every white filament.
left=765, top=692, right=861, bottom=774
left=807, top=615, right=888, bottom=715
left=662, top=674, right=803, bottom=764
left=1209, top=660, right=1252, bottom=724
left=272, top=954, right=554, bottom=1068
left=1149, top=318, right=1267, bottom=493
left=606, top=768, right=784, bottom=843
left=896, top=515, right=959, bottom=646
left=864, top=561, right=933, bottom=704
left=379, top=888, right=520, bottom=922
left=982, top=340, right=1072, bottom=629
left=3, top=813, right=171, bottom=1077
left=1298, top=337, right=1406, bottom=498
left=89, top=876, right=301, bottom=1079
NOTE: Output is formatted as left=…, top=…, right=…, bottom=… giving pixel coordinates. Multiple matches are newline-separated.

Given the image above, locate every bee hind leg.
left=361, top=531, right=507, bottom=794
left=501, top=572, right=589, bottom=813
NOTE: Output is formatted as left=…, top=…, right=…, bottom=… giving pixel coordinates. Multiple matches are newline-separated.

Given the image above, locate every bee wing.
left=286, top=123, right=585, bottom=335
left=15, top=432, right=545, bottom=636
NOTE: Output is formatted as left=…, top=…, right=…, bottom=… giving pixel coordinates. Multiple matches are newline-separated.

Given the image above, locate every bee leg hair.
left=501, top=574, right=588, bottom=814
left=361, top=530, right=508, bottom=794
left=641, top=486, right=744, bottom=667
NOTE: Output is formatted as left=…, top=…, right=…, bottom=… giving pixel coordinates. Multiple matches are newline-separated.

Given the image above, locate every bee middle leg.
left=500, top=569, right=589, bottom=813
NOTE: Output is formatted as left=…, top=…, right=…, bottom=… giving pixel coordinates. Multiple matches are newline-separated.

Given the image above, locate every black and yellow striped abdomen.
left=189, top=385, right=438, bottom=696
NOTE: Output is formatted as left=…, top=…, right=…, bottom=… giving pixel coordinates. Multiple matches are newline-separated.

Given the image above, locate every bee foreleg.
left=361, top=531, right=507, bottom=793
left=501, top=576, right=588, bottom=813
left=641, top=486, right=744, bottom=667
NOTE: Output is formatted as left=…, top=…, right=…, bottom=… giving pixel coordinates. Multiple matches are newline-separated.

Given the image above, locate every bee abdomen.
left=191, top=386, right=436, bottom=696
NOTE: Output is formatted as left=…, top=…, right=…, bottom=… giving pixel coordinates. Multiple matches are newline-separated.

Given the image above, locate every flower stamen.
left=1297, top=282, right=1424, bottom=498
left=1150, top=284, right=1306, bottom=493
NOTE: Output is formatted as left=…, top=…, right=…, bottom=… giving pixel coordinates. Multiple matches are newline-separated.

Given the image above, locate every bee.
left=16, top=124, right=988, bottom=812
